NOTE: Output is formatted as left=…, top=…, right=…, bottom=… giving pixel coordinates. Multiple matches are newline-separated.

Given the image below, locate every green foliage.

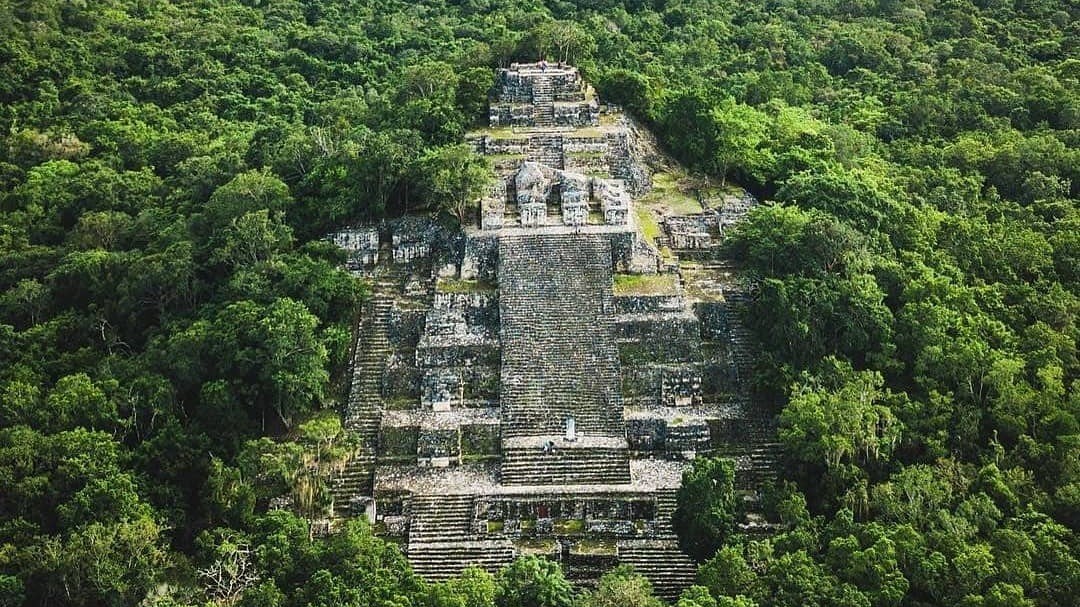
left=429, top=566, right=498, bottom=607
left=418, top=144, right=493, bottom=224
left=0, top=0, right=1076, bottom=605
left=495, top=556, right=574, bottom=607
left=579, top=565, right=663, bottom=607
left=0, top=426, right=168, bottom=606
left=200, top=512, right=426, bottom=607
left=234, top=412, right=359, bottom=518
left=674, top=457, right=739, bottom=562
left=781, top=358, right=902, bottom=484
left=597, top=69, right=651, bottom=117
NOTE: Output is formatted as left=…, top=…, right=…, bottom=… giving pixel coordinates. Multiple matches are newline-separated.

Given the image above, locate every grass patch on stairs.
left=437, top=278, right=496, bottom=293
left=613, top=273, right=679, bottom=295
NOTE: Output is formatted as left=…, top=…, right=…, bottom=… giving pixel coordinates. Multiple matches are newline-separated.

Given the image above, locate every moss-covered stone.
left=571, top=539, right=618, bottom=556
left=461, top=424, right=500, bottom=456
left=613, top=273, right=679, bottom=295
left=553, top=518, right=585, bottom=535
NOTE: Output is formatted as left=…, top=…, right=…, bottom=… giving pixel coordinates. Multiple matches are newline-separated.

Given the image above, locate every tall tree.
left=674, top=457, right=739, bottom=562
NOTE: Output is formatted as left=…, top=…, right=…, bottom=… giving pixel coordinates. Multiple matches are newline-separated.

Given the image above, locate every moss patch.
left=571, top=539, right=618, bottom=556
left=553, top=519, right=585, bottom=535
left=640, top=170, right=705, bottom=215
left=619, top=343, right=663, bottom=365
left=437, top=278, right=496, bottom=293
left=384, top=397, right=417, bottom=410
left=613, top=273, right=679, bottom=295
left=461, top=424, right=500, bottom=456
left=488, top=153, right=526, bottom=164
left=635, top=207, right=662, bottom=243
left=516, top=539, right=557, bottom=554
left=468, top=126, right=529, bottom=139
left=567, top=151, right=606, bottom=159
left=461, top=454, right=500, bottom=464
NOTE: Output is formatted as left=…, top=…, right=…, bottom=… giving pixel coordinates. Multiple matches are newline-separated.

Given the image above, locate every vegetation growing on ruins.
left=0, top=0, right=1076, bottom=606
left=613, top=273, right=679, bottom=295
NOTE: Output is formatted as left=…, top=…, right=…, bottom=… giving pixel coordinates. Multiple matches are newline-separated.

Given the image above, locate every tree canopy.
left=0, top=0, right=1076, bottom=605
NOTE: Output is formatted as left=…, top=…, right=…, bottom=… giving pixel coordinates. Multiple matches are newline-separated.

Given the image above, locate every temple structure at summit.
left=328, top=63, right=778, bottom=599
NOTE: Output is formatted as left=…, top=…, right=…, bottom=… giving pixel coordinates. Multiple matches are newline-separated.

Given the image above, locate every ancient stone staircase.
left=718, top=407, right=782, bottom=491
left=405, top=493, right=519, bottom=581
left=723, top=289, right=756, bottom=387
left=501, top=445, right=631, bottom=485
left=530, top=75, right=557, bottom=128
left=331, top=293, right=393, bottom=516
left=527, top=133, right=563, bottom=169
left=498, top=233, right=625, bottom=440
left=617, top=540, right=698, bottom=601
left=715, top=287, right=783, bottom=491
left=532, top=75, right=554, bottom=103
left=653, top=488, right=678, bottom=535
left=532, top=103, right=556, bottom=127
left=408, top=494, right=476, bottom=542
left=407, top=540, right=517, bottom=581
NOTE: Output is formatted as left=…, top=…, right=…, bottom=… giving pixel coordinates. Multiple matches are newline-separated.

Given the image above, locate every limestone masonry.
left=327, top=63, right=779, bottom=600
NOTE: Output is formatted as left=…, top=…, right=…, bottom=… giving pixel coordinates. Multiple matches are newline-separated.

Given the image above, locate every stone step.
left=406, top=540, right=516, bottom=582
left=409, top=494, right=476, bottom=542
left=501, top=446, right=631, bottom=485
left=329, top=454, right=375, bottom=517
left=617, top=540, right=697, bottom=601
left=498, top=234, right=624, bottom=441
left=337, top=294, right=394, bottom=517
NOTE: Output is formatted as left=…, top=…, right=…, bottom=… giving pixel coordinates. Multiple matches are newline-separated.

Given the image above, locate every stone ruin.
left=327, top=63, right=780, bottom=601
left=485, top=161, right=629, bottom=230
left=489, top=62, right=600, bottom=128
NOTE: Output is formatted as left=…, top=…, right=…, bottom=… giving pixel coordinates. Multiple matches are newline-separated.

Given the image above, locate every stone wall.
left=432, top=292, right=499, bottom=330
left=418, top=428, right=460, bottom=463
left=489, top=104, right=534, bottom=127
left=664, top=215, right=717, bottom=250
left=421, top=369, right=463, bottom=411
left=605, top=130, right=651, bottom=196
left=416, top=342, right=500, bottom=368
left=471, top=135, right=530, bottom=156
left=614, top=294, right=684, bottom=314
left=477, top=494, right=660, bottom=539
left=626, top=417, right=710, bottom=455
left=661, top=367, right=703, bottom=407
left=384, top=353, right=423, bottom=403
left=666, top=421, right=711, bottom=453
left=417, top=289, right=500, bottom=371
left=693, top=302, right=729, bottom=341
left=564, top=152, right=607, bottom=176
left=616, top=313, right=700, bottom=362
left=495, top=66, right=585, bottom=103
left=461, top=423, right=501, bottom=460
left=553, top=102, right=600, bottom=127
left=388, top=306, right=426, bottom=352
left=380, top=425, right=419, bottom=461
left=328, top=226, right=379, bottom=269
left=621, top=362, right=721, bottom=406
left=385, top=216, right=458, bottom=266
left=609, top=231, right=661, bottom=275
left=563, top=136, right=608, bottom=154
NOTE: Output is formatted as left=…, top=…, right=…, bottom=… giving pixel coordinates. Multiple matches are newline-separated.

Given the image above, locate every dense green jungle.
left=0, top=0, right=1077, bottom=605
